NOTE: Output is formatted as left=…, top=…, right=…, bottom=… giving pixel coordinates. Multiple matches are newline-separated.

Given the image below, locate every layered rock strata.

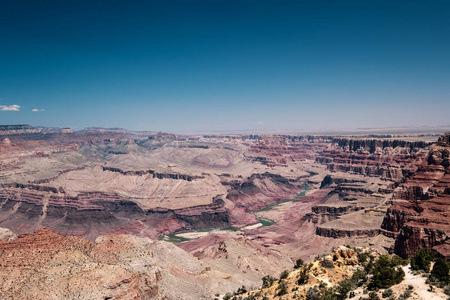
left=381, top=133, right=450, bottom=258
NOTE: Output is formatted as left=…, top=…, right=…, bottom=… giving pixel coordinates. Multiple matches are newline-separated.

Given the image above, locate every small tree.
left=223, top=293, right=233, bottom=300
left=236, top=285, right=247, bottom=294
left=277, top=281, right=288, bottom=296
left=410, top=248, right=435, bottom=272
left=391, top=255, right=408, bottom=266
left=306, top=286, right=320, bottom=300
left=280, top=270, right=290, bottom=280
left=297, top=268, right=309, bottom=285
left=431, top=258, right=450, bottom=284
left=262, top=275, right=276, bottom=288
left=382, top=288, right=393, bottom=298
left=294, top=258, right=304, bottom=269
left=320, top=258, right=334, bottom=268
left=368, top=255, right=405, bottom=290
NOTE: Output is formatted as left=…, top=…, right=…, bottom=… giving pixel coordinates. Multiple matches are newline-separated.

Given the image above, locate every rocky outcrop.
left=0, top=228, right=16, bottom=241
left=331, top=245, right=359, bottom=266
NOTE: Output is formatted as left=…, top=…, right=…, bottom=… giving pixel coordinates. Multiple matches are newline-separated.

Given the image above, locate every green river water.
left=159, top=182, right=309, bottom=243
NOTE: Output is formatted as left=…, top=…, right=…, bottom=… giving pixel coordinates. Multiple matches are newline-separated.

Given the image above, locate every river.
left=159, top=182, right=309, bottom=243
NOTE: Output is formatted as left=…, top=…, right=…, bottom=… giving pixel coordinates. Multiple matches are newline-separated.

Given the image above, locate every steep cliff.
left=381, top=133, right=450, bottom=258
left=316, top=138, right=430, bottom=181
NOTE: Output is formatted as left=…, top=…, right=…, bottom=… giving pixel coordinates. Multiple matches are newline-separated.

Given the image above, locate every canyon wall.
left=381, top=133, right=450, bottom=258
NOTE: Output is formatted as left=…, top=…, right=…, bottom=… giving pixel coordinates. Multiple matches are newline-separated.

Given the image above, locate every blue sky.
left=0, top=0, right=449, bottom=133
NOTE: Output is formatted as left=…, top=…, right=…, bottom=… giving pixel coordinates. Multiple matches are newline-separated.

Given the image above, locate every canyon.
left=0, top=126, right=448, bottom=298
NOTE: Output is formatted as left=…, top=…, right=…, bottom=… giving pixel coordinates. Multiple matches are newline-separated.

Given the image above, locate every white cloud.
left=0, top=104, right=20, bottom=111
left=255, top=121, right=265, bottom=125
left=32, top=108, right=45, bottom=112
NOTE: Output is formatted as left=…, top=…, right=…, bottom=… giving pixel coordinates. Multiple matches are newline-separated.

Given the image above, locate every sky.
left=0, top=0, right=449, bottom=133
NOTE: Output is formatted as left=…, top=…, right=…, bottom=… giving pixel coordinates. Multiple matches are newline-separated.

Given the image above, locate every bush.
left=431, top=258, right=450, bottom=284
left=382, top=288, right=393, bottom=298
left=306, top=286, right=320, bottom=300
left=277, top=281, right=288, bottom=296
left=391, top=255, right=408, bottom=267
left=297, top=268, right=309, bottom=285
left=410, top=248, right=435, bottom=272
left=368, top=255, right=405, bottom=290
left=236, top=285, right=247, bottom=294
left=280, top=270, right=290, bottom=280
left=320, top=258, right=334, bottom=268
left=443, top=285, right=450, bottom=295
left=262, top=275, right=276, bottom=288
left=368, top=291, right=381, bottom=300
left=365, top=257, right=375, bottom=273
left=223, top=293, right=233, bottom=300
left=401, top=289, right=412, bottom=298
left=358, top=252, right=369, bottom=264
left=294, top=258, right=304, bottom=269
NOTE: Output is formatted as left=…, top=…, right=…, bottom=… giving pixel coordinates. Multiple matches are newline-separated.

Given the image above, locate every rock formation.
left=381, top=133, right=450, bottom=259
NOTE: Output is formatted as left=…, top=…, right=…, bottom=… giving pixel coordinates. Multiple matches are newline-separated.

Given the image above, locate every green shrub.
left=320, top=258, right=334, bottom=268
left=262, top=275, right=276, bottom=288
left=391, top=255, right=408, bottom=266
left=365, top=257, right=375, bottom=273
left=401, top=289, right=412, bottom=298
left=280, top=270, right=290, bottom=280
left=277, top=281, right=288, bottom=296
left=294, top=258, right=304, bottom=269
left=410, top=248, right=435, bottom=272
left=368, top=255, right=405, bottom=290
left=305, top=286, right=320, bottom=300
left=431, top=258, right=450, bottom=284
left=236, top=285, right=247, bottom=294
left=368, top=291, right=381, bottom=300
left=382, top=288, right=393, bottom=298
left=297, top=268, right=309, bottom=285
left=358, top=252, right=369, bottom=264
left=443, top=285, right=450, bottom=295
left=223, top=293, right=233, bottom=300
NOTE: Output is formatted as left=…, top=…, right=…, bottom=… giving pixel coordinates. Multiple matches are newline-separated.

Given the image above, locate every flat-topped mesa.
left=329, top=138, right=431, bottom=153
left=102, top=166, right=204, bottom=181
left=316, top=138, right=430, bottom=181
left=381, top=132, right=450, bottom=258
left=305, top=203, right=364, bottom=225
left=0, top=124, right=42, bottom=135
